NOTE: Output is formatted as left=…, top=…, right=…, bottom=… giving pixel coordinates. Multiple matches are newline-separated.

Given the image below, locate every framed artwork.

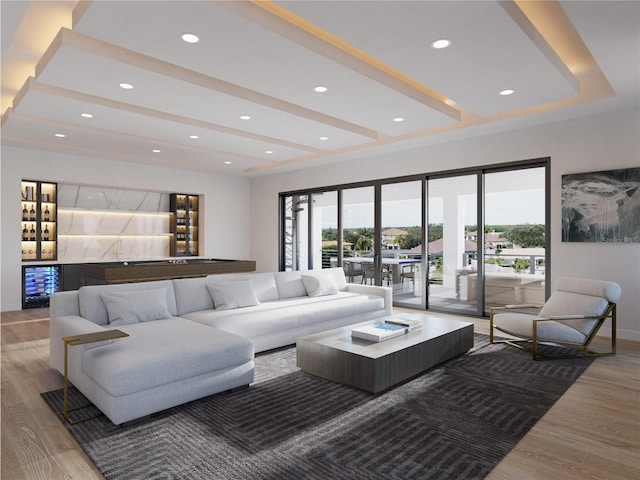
left=562, top=167, right=640, bottom=243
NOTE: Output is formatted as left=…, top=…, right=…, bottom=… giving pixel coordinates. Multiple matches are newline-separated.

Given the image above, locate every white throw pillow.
left=301, top=273, right=338, bottom=297
left=207, top=280, right=260, bottom=311
left=101, top=288, right=172, bottom=326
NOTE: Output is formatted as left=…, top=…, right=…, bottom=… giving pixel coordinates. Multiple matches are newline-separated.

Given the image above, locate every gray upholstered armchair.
left=490, top=276, right=621, bottom=360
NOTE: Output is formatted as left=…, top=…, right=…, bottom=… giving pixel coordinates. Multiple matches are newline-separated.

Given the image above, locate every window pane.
left=313, top=191, right=338, bottom=269
left=427, top=175, right=478, bottom=314
left=342, top=187, right=374, bottom=284
left=281, top=194, right=308, bottom=271
left=484, top=168, right=546, bottom=310
left=381, top=181, right=423, bottom=306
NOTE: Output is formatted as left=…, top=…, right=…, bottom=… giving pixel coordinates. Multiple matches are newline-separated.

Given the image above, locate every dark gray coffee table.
left=297, top=314, right=473, bottom=393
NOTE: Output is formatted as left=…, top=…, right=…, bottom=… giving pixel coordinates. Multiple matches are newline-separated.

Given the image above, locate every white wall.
left=250, top=108, right=640, bottom=340
left=1, top=147, right=252, bottom=311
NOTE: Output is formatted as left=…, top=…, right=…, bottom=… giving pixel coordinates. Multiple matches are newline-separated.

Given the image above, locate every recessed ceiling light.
left=500, top=89, right=515, bottom=96
left=319, top=136, right=329, bottom=141
left=224, top=161, right=232, bottom=165
left=54, top=133, right=66, bottom=138
left=81, top=113, right=93, bottom=118
left=392, top=117, right=405, bottom=122
left=152, top=149, right=161, bottom=153
left=265, top=150, right=274, bottom=154
left=314, top=86, right=328, bottom=93
left=431, top=39, right=451, bottom=49
left=189, top=135, right=199, bottom=139
left=181, top=33, right=199, bottom=44
left=119, top=83, right=133, bottom=90
left=240, top=115, right=251, bottom=120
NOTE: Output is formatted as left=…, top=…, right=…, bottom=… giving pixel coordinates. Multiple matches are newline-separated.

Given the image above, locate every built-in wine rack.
left=170, top=193, right=199, bottom=256
left=21, top=180, right=57, bottom=261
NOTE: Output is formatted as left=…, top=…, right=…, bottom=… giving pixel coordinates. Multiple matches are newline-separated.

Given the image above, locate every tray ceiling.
left=1, top=1, right=638, bottom=176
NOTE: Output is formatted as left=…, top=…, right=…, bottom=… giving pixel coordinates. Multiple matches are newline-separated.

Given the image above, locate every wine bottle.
left=22, top=204, right=28, bottom=221
left=29, top=205, right=36, bottom=221
left=30, top=224, right=36, bottom=241
left=22, top=225, right=29, bottom=241
left=44, top=206, right=50, bottom=221
left=43, top=226, right=49, bottom=241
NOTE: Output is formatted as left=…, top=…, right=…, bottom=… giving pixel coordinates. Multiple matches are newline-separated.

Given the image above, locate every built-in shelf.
left=170, top=193, right=199, bottom=257
left=21, top=180, right=57, bottom=262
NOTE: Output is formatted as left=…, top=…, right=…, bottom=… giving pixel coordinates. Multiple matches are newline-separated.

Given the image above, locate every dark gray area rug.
left=41, top=334, right=594, bottom=480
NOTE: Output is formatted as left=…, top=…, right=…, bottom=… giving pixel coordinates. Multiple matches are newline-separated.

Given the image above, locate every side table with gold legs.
left=62, top=329, right=129, bottom=424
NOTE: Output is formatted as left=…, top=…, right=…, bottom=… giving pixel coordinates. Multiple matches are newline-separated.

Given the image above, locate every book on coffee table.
left=384, top=314, right=423, bottom=332
left=351, top=321, right=409, bottom=342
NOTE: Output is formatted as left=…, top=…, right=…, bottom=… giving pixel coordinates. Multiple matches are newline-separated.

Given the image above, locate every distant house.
left=465, top=231, right=511, bottom=250
left=408, top=238, right=478, bottom=259
left=381, top=228, right=408, bottom=250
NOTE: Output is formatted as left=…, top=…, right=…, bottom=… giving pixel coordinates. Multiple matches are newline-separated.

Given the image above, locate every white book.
left=384, top=314, right=423, bottom=331
left=351, top=321, right=408, bottom=342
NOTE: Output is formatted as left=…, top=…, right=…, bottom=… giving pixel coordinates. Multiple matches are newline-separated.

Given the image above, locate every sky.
left=311, top=168, right=546, bottom=229
left=322, top=188, right=545, bottom=228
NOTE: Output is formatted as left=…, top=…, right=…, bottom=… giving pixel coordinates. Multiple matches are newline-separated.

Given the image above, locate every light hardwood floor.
left=2, top=307, right=638, bottom=480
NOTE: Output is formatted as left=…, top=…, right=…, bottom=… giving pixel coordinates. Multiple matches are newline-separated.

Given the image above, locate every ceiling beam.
left=35, top=28, right=380, bottom=141
left=216, top=0, right=461, bottom=122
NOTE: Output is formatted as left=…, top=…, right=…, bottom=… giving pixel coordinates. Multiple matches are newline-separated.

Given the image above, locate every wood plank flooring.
left=2, top=307, right=638, bottom=480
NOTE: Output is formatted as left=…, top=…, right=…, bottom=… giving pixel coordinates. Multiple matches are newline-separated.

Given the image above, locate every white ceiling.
left=1, top=1, right=638, bottom=177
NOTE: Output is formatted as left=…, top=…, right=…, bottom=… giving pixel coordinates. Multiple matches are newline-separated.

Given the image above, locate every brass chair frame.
left=489, top=303, right=617, bottom=361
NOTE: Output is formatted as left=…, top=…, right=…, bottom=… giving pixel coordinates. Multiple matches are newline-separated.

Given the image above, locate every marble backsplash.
left=56, top=185, right=172, bottom=262
left=57, top=235, right=170, bottom=262
left=58, top=185, right=170, bottom=212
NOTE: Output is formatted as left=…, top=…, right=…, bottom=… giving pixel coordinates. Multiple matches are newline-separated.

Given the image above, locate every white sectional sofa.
left=49, top=268, right=391, bottom=425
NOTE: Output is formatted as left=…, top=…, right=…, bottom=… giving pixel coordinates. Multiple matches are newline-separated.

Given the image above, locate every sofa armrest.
left=50, top=291, right=81, bottom=319
left=345, top=284, right=393, bottom=315
left=49, top=315, right=107, bottom=373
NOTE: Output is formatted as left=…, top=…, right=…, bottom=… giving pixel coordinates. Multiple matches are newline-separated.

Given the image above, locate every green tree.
left=513, top=258, right=531, bottom=273
left=355, top=236, right=373, bottom=251
left=403, top=226, right=423, bottom=249
left=427, top=224, right=442, bottom=243
left=504, top=224, right=545, bottom=248
left=393, top=235, right=405, bottom=249
left=358, top=228, right=374, bottom=238
left=322, top=228, right=338, bottom=241
left=343, top=229, right=360, bottom=246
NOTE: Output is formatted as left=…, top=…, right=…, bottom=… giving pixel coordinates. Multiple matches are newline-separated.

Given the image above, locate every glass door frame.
left=280, top=175, right=425, bottom=285
left=279, top=157, right=550, bottom=317
left=425, top=171, right=484, bottom=316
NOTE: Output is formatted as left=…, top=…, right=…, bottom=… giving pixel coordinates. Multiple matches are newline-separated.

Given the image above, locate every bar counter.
left=62, top=259, right=256, bottom=289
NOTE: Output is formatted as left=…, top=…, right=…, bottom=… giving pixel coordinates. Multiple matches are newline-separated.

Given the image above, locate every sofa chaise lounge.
left=49, top=267, right=391, bottom=425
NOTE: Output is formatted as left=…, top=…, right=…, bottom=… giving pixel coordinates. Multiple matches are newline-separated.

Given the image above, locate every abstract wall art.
left=562, top=167, right=640, bottom=243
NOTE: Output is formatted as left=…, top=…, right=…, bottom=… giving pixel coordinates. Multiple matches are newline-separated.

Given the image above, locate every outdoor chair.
left=400, top=264, right=416, bottom=286
left=361, top=261, right=375, bottom=285
left=361, top=262, right=391, bottom=285
left=343, top=261, right=362, bottom=283
left=490, top=276, right=620, bottom=360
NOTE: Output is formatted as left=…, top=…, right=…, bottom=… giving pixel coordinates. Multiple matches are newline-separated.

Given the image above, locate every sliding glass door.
left=312, top=191, right=337, bottom=270
left=280, top=159, right=548, bottom=316
left=483, top=167, right=547, bottom=312
left=281, top=192, right=338, bottom=271
left=342, top=187, right=375, bottom=284
left=427, top=174, right=480, bottom=314
left=381, top=180, right=424, bottom=306
left=281, top=194, right=307, bottom=271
